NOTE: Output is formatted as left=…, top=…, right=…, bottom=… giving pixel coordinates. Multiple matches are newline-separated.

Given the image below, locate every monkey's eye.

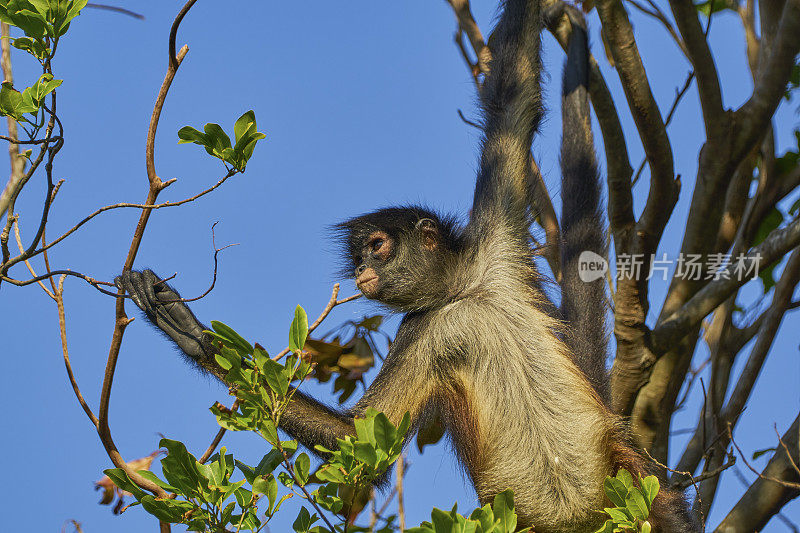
left=371, top=239, right=385, bottom=253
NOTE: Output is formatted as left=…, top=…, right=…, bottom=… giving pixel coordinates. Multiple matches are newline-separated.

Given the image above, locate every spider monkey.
left=116, top=1, right=697, bottom=530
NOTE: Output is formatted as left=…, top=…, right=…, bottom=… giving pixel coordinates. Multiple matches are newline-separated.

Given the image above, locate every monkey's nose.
left=355, top=264, right=367, bottom=276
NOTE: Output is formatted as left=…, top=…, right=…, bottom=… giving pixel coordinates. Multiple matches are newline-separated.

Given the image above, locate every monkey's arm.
left=470, top=0, right=543, bottom=236
left=282, top=348, right=434, bottom=458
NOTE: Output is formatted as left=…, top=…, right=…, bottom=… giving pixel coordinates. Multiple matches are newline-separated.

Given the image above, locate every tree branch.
left=715, top=415, right=800, bottom=532
left=595, top=0, right=678, bottom=255
left=651, top=222, right=800, bottom=355
left=668, top=0, right=725, bottom=135
left=735, top=0, right=800, bottom=155
left=97, top=1, right=198, bottom=501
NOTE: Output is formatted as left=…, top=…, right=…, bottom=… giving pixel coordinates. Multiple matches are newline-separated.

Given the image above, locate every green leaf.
left=759, top=261, right=778, bottom=293
left=137, top=470, right=179, bottom=493
left=203, top=122, right=231, bottom=154
left=60, top=0, right=88, bottom=34
left=431, top=507, right=455, bottom=532
left=262, top=357, right=289, bottom=397
left=354, top=414, right=376, bottom=446
left=641, top=521, right=652, bottom=533
left=752, top=447, right=777, bottom=460
left=603, top=476, right=629, bottom=508
left=159, top=438, right=205, bottom=497
left=7, top=7, right=47, bottom=39
left=233, top=486, right=253, bottom=508
left=178, top=125, right=208, bottom=145
left=604, top=507, right=632, bottom=523
left=753, top=208, right=784, bottom=247
left=260, top=419, right=279, bottom=445
left=255, top=449, right=284, bottom=476
left=295, top=452, right=311, bottom=485
left=11, top=35, right=48, bottom=59
left=492, top=490, right=517, bottom=533
left=373, top=412, right=397, bottom=452
left=293, top=506, right=317, bottom=533
left=234, top=110, right=257, bottom=143
left=289, top=305, right=309, bottom=353
left=353, top=441, right=378, bottom=467
left=615, top=468, right=634, bottom=491
left=231, top=110, right=266, bottom=171
left=139, top=494, right=185, bottom=522
left=592, top=519, right=614, bottom=533
left=210, top=321, right=253, bottom=354
left=252, top=474, right=277, bottom=513
left=625, top=488, right=649, bottom=520
left=215, top=353, right=233, bottom=370
left=640, top=475, right=659, bottom=508
left=103, top=468, right=147, bottom=499
left=693, top=0, right=735, bottom=16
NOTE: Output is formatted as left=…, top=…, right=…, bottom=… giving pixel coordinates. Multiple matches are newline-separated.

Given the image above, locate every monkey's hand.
left=114, top=269, right=213, bottom=361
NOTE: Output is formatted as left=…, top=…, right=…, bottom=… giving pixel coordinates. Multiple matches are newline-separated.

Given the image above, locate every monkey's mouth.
left=356, top=273, right=379, bottom=295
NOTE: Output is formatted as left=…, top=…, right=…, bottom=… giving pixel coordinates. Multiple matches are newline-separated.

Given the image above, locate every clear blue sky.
left=1, top=1, right=798, bottom=531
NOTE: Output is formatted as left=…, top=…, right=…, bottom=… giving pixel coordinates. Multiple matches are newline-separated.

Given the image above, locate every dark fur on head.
left=333, top=206, right=464, bottom=312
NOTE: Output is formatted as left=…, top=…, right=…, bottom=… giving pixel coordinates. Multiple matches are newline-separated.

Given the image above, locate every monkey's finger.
left=124, top=271, right=158, bottom=320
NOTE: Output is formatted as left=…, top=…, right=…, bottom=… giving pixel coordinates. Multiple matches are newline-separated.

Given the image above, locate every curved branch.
left=651, top=219, right=800, bottom=355
left=98, top=0, right=200, bottom=501
left=668, top=0, right=724, bottom=135
left=22, top=169, right=237, bottom=264
left=595, top=0, right=678, bottom=254
left=715, top=415, right=800, bottom=532
left=735, top=0, right=800, bottom=154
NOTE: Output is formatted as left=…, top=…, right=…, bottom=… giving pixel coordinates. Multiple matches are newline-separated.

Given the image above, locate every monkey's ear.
left=416, top=218, right=438, bottom=251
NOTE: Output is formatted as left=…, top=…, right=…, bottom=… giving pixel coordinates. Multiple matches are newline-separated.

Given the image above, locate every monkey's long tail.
left=557, top=11, right=610, bottom=402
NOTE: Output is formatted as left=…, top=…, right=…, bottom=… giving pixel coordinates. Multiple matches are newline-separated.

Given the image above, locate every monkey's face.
left=351, top=219, right=445, bottom=307
left=336, top=207, right=458, bottom=311
left=354, top=230, right=393, bottom=298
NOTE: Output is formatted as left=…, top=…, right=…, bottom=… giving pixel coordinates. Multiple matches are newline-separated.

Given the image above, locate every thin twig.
left=674, top=356, right=711, bottom=412
left=632, top=70, right=694, bottom=186
left=774, top=424, right=800, bottom=479
left=198, top=399, right=240, bottom=464
left=457, top=109, right=481, bottom=129
left=641, top=448, right=707, bottom=530
left=1, top=270, right=120, bottom=296
left=627, top=0, right=689, bottom=56
left=12, top=217, right=53, bottom=297
left=396, top=453, right=406, bottom=532
left=86, top=3, right=145, bottom=20
left=273, top=285, right=362, bottom=361
left=0, top=134, right=60, bottom=144
left=674, top=456, right=736, bottom=490
left=55, top=275, right=100, bottom=428
left=168, top=222, right=238, bottom=303
left=728, top=424, right=800, bottom=490
left=169, top=0, right=198, bottom=70
left=23, top=169, right=236, bottom=264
